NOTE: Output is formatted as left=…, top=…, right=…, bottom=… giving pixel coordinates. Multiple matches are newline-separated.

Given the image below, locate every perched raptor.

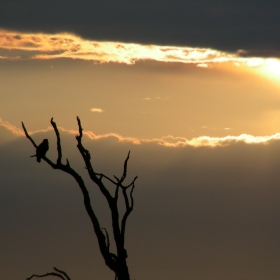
left=31, top=139, right=49, bottom=163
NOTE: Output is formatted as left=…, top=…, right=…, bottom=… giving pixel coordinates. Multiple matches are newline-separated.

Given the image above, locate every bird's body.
left=31, top=139, right=49, bottom=162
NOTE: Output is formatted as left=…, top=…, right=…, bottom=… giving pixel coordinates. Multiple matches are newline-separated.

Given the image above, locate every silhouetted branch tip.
left=22, top=122, right=37, bottom=148
left=53, top=267, right=71, bottom=280
left=76, top=116, right=83, bottom=138
left=119, top=151, right=131, bottom=183
left=49, top=118, right=63, bottom=165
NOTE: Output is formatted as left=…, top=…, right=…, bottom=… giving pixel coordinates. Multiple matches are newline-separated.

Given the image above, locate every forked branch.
left=22, top=117, right=138, bottom=280
left=22, top=119, right=114, bottom=270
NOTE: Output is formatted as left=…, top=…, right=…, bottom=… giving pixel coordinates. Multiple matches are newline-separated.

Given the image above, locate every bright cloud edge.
left=1, top=118, right=280, bottom=148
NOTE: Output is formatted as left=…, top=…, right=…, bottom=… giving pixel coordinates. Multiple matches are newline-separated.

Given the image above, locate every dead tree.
left=22, top=117, right=137, bottom=280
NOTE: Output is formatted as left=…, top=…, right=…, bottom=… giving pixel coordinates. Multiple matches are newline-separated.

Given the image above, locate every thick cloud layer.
left=1, top=126, right=280, bottom=279
left=1, top=0, right=280, bottom=53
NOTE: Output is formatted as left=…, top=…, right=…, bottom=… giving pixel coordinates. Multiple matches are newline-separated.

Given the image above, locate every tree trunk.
left=115, top=259, right=130, bottom=280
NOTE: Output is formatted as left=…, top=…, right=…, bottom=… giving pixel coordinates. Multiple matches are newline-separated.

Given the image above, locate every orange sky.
left=1, top=30, right=280, bottom=147
left=2, top=29, right=280, bottom=280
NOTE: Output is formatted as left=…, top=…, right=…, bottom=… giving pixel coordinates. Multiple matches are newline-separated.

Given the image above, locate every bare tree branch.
left=22, top=122, right=57, bottom=168
left=123, top=176, right=138, bottom=189
left=121, top=182, right=136, bottom=239
left=102, top=227, right=111, bottom=249
left=22, top=120, right=115, bottom=269
left=53, top=267, right=71, bottom=280
left=114, top=184, right=120, bottom=202
left=50, top=118, right=62, bottom=165
left=22, top=117, right=138, bottom=280
left=22, top=122, right=37, bottom=149
left=95, top=172, right=118, bottom=185
left=129, top=183, right=136, bottom=209
left=26, top=267, right=70, bottom=280
left=120, top=151, right=130, bottom=184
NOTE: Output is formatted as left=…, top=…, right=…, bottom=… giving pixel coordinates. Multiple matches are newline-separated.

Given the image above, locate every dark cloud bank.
left=1, top=126, right=280, bottom=279
left=1, top=0, right=280, bottom=55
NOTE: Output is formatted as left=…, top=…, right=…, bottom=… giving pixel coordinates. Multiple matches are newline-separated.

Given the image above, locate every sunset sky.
left=1, top=1, right=280, bottom=279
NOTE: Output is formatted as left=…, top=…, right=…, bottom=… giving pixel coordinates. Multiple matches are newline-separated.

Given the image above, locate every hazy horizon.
left=1, top=2, right=280, bottom=278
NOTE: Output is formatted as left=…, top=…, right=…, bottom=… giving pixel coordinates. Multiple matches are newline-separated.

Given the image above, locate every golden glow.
left=1, top=29, right=280, bottom=89
left=244, top=57, right=280, bottom=84
left=262, top=58, right=280, bottom=79
left=0, top=29, right=273, bottom=68
left=1, top=30, right=280, bottom=143
left=0, top=29, right=239, bottom=64
left=1, top=28, right=280, bottom=90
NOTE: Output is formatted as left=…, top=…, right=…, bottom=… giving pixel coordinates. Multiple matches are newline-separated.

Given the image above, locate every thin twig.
left=22, top=122, right=37, bottom=149
left=53, top=267, right=71, bottom=280
left=95, top=173, right=118, bottom=185
left=120, top=151, right=130, bottom=183
left=123, top=176, right=138, bottom=189
left=50, top=118, right=62, bottom=165
left=76, top=116, right=83, bottom=139
left=26, top=268, right=68, bottom=280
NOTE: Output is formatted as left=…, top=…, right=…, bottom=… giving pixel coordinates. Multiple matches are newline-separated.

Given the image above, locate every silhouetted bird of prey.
left=31, top=139, right=49, bottom=163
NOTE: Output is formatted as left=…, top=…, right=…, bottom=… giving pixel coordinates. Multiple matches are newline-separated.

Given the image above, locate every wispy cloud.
left=1, top=30, right=280, bottom=75
left=197, top=63, right=209, bottom=68
left=0, top=118, right=52, bottom=136
left=0, top=118, right=24, bottom=136
left=90, top=108, right=104, bottom=113
left=2, top=118, right=280, bottom=148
